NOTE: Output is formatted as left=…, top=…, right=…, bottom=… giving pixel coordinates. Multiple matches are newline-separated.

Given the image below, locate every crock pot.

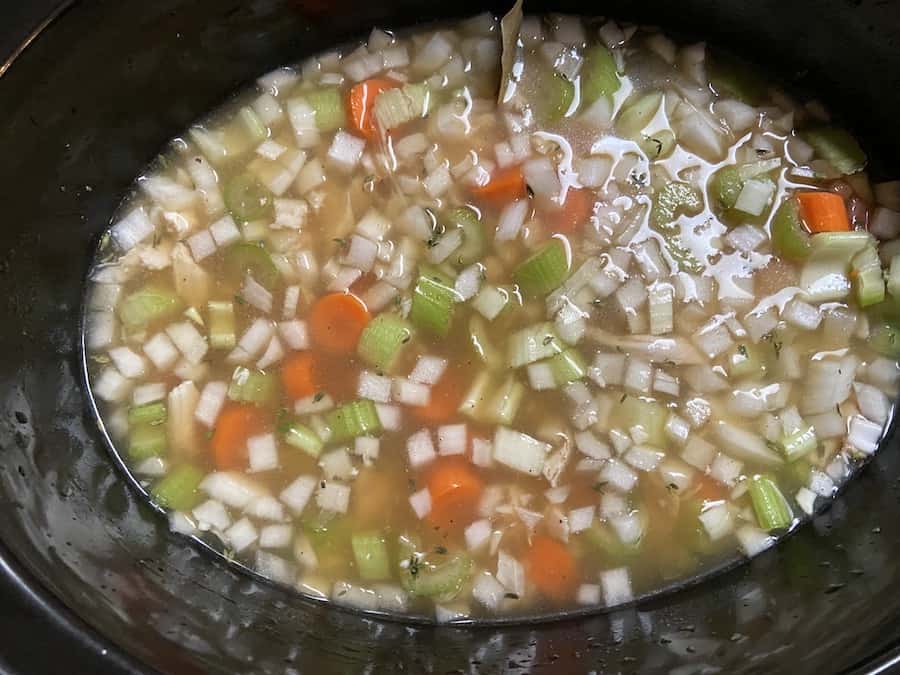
left=2, top=1, right=900, bottom=672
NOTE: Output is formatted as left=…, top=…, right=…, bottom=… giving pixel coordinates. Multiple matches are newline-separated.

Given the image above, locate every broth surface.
left=85, top=11, right=900, bottom=619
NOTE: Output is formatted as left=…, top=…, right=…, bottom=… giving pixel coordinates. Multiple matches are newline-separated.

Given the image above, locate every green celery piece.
left=445, top=207, right=486, bottom=266
left=801, top=126, right=866, bottom=176
left=534, top=71, right=575, bottom=124
left=128, top=424, right=167, bottom=461
left=224, top=173, right=275, bottom=222
left=410, top=266, right=457, bottom=337
left=513, top=239, right=570, bottom=296
left=151, top=465, right=203, bottom=511
left=227, top=367, right=278, bottom=406
left=640, top=129, right=675, bottom=161
left=708, top=53, right=767, bottom=105
left=710, top=166, right=744, bottom=211
left=650, top=182, right=704, bottom=273
left=851, top=246, right=886, bottom=308
left=584, top=522, right=641, bottom=559
left=780, top=426, right=817, bottom=461
left=237, top=106, right=268, bottom=143
left=727, top=343, right=766, bottom=379
left=748, top=475, right=792, bottom=531
left=402, top=552, right=472, bottom=599
left=118, top=284, right=182, bottom=330
left=468, top=315, right=504, bottom=370
left=547, top=348, right=587, bottom=385
left=486, top=375, right=525, bottom=425
left=357, top=313, right=415, bottom=372
left=887, top=255, right=900, bottom=298
left=616, top=91, right=662, bottom=139
left=223, top=242, right=280, bottom=289
left=869, top=323, right=900, bottom=359
left=351, top=531, right=391, bottom=580
left=283, top=421, right=323, bottom=458
left=771, top=198, right=811, bottom=260
left=128, top=401, right=167, bottom=426
left=327, top=400, right=382, bottom=443
left=616, top=396, right=667, bottom=447
left=581, top=44, right=620, bottom=106
left=306, top=87, right=347, bottom=132
left=207, top=300, right=236, bottom=350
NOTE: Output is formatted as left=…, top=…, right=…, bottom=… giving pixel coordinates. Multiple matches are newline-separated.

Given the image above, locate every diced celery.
left=513, top=240, right=570, bottom=296
left=459, top=370, right=493, bottom=421
left=327, top=400, right=382, bottom=443
left=402, top=552, right=471, bottom=599
left=508, top=323, right=565, bottom=368
left=351, top=531, right=391, bottom=580
left=616, top=396, right=667, bottom=447
left=228, top=367, right=278, bottom=406
left=118, top=284, right=182, bottom=330
left=709, top=166, right=743, bottom=211
left=580, top=44, right=620, bottom=107
left=534, top=71, right=575, bottom=124
left=128, top=424, right=167, bottom=460
left=727, top=343, right=765, bottom=379
left=640, top=129, right=675, bottom=161
left=547, top=348, right=587, bottom=385
left=306, top=87, right=347, bottom=132
left=888, top=255, right=900, bottom=298
left=189, top=126, right=228, bottom=165
left=851, top=246, right=885, bottom=308
left=357, top=313, right=414, bottom=373
left=616, top=91, right=663, bottom=139
left=584, top=522, right=641, bottom=559
left=650, top=182, right=704, bottom=273
left=223, top=242, right=280, bottom=289
left=771, top=198, right=811, bottom=260
left=468, top=315, right=504, bottom=370
left=410, top=266, right=457, bottom=337
left=780, top=426, right=817, bottom=461
left=445, top=207, right=485, bottom=266
left=208, top=301, right=236, bottom=350
left=869, top=323, right=900, bottom=359
left=373, top=82, right=431, bottom=131
left=708, top=53, right=767, bottom=105
left=801, top=126, right=866, bottom=176
left=237, top=106, right=268, bottom=143
left=748, top=475, right=792, bottom=531
left=151, top=465, right=203, bottom=511
left=128, top=401, right=167, bottom=426
left=800, top=231, right=873, bottom=302
left=224, top=173, right=275, bottom=222
left=283, top=421, right=323, bottom=458
left=487, top=375, right=525, bottom=425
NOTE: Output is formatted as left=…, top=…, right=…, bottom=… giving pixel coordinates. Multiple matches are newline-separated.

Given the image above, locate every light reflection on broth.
left=84, top=11, right=900, bottom=620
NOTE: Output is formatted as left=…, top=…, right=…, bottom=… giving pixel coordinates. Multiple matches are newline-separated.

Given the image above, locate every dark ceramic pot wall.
left=1, top=1, right=900, bottom=673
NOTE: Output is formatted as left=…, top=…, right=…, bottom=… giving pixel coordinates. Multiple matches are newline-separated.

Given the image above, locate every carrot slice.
left=210, top=403, right=269, bottom=470
left=309, top=292, right=371, bottom=355
left=347, top=78, right=400, bottom=140
left=525, top=534, right=578, bottom=601
left=470, top=165, right=527, bottom=207
left=797, top=191, right=850, bottom=233
left=693, top=475, right=728, bottom=504
left=411, top=369, right=464, bottom=424
left=280, top=352, right=319, bottom=400
left=426, top=458, right=484, bottom=530
left=546, top=187, right=595, bottom=233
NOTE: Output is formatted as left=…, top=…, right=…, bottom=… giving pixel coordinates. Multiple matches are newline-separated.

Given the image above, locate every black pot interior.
left=2, top=0, right=900, bottom=672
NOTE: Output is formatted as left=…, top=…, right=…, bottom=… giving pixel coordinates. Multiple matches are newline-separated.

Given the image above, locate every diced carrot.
left=347, top=77, right=400, bottom=140
left=280, top=352, right=319, bottom=400
left=210, top=403, right=269, bottom=470
left=470, top=165, right=527, bottom=207
left=308, top=292, right=371, bottom=355
left=797, top=191, right=850, bottom=233
left=411, top=369, right=464, bottom=424
left=546, top=187, right=595, bottom=234
left=426, top=458, right=484, bottom=530
left=525, top=534, right=578, bottom=601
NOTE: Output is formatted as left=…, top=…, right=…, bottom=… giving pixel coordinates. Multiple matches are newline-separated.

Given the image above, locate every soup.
left=84, top=8, right=900, bottom=620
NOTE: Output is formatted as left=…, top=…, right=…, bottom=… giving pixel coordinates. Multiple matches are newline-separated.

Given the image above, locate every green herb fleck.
left=434, top=545, right=448, bottom=555
left=313, top=391, right=325, bottom=403
left=737, top=344, right=748, bottom=358
left=233, top=294, right=246, bottom=305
